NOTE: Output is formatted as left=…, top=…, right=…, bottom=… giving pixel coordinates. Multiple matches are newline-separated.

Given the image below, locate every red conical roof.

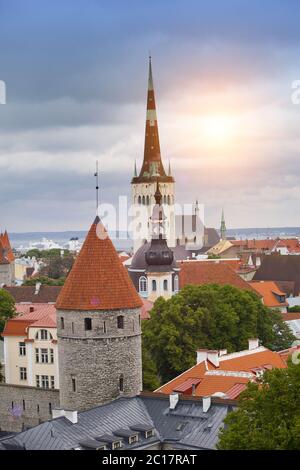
left=0, top=231, right=14, bottom=263
left=56, top=217, right=142, bottom=311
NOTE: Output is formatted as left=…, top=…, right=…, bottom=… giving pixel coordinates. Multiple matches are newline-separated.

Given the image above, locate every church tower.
left=56, top=216, right=143, bottom=412
left=131, top=57, right=175, bottom=252
left=220, top=209, right=227, bottom=240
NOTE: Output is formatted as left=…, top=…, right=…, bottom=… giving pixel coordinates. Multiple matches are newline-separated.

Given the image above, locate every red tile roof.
left=249, top=281, right=288, bottom=308
left=0, top=231, right=15, bottom=263
left=56, top=216, right=142, bottom=311
left=179, top=260, right=256, bottom=292
left=141, top=299, right=153, bottom=320
left=2, top=303, right=57, bottom=336
left=156, top=347, right=288, bottom=399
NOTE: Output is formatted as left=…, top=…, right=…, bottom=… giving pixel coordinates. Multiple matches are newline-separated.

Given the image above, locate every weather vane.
left=94, top=160, right=99, bottom=215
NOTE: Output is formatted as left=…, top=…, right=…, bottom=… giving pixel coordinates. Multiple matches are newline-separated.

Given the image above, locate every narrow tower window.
left=71, top=377, right=76, bottom=392
left=119, top=375, right=124, bottom=392
left=152, top=280, right=157, bottom=291
left=163, top=279, right=168, bottom=291
left=117, top=316, right=124, bottom=329
left=84, top=318, right=92, bottom=331
left=60, top=317, right=64, bottom=329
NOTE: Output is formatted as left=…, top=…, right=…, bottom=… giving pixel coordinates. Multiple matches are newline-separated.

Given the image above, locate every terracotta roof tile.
left=2, top=319, right=32, bottom=337
left=56, top=217, right=142, bottom=311
left=249, top=281, right=288, bottom=307
left=179, top=261, right=256, bottom=292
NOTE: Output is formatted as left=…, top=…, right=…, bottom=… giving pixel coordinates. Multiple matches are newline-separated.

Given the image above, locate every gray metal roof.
left=0, top=395, right=233, bottom=450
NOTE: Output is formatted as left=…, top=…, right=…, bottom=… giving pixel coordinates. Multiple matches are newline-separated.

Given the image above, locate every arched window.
left=119, top=375, right=124, bottom=392
left=163, top=279, right=168, bottom=291
left=60, top=317, right=64, bottom=329
left=174, top=275, right=179, bottom=293
left=163, top=195, right=167, bottom=204
left=152, top=280, right=157, bottom=291
left=167, top=195, right=171, bottom=205
left=35, top=329, right=52, bottom=340
left=146, top=195, right=150, bottom=205
left=142, top=195, right=145, bottom=205
left=138, top=195, right=141, bottom=204
left=139, top=276, right=148, bottom=294
left=117, top=315, right=124, bottom=329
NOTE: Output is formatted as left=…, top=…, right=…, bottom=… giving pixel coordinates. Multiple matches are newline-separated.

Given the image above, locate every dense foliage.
left=142, top=284, right=295, bottom=389
left=22, top=276, right=65, bottom=286
left=0, top=289, right=16, bottom=334
left=26, top=248, right=71, bottom=259
left=218, top=360, right=300, bottom=449
left=287, top=305, right=300, bottom=313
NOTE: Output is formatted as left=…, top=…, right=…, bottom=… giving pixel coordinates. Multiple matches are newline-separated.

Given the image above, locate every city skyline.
left=1, top=0, right=300, bottom=231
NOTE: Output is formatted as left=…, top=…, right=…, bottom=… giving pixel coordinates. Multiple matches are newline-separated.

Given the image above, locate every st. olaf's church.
left=128, top=58, right=220, bottom=301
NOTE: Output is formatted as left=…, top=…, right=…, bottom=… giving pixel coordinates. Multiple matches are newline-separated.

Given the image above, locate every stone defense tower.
left=131, top=57, right=175, bottom=253
left=55, top=216, right=143, bottom=411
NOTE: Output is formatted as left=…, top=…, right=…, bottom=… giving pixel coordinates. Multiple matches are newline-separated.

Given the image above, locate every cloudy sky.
left=1, top=0, right=300, bottom=232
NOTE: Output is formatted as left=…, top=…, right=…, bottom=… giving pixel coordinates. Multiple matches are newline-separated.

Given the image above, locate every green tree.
left=0, top=289, right=16, bottom=335
left=142, top=284, right=295, bottom=388
left=22, top=276, right=65, bottom=286
left=218, top=360, right=300, bottom=450
left=142, top=345, right=160, bottom=391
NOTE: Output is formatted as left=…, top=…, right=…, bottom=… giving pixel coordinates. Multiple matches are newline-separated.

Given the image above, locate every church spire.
left=136, top=56, right=168, bottom=180
left=220, top=208, right=227, bottom=240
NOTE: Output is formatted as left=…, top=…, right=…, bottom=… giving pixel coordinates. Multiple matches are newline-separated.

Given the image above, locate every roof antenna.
left=94, top=160, right=99, bottom=215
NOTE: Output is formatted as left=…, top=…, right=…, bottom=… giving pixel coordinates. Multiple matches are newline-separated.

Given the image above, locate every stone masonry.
left=0, top=383, right=59, bottom=433
left=57, top=307, right=142, bottom=411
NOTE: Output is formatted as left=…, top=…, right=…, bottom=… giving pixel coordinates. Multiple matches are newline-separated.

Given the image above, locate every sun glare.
left=200, top=115, right=237, bottom=145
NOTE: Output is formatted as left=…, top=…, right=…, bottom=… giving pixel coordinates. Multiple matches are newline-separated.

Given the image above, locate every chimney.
left=219, top=349, right=227, bottom=357
left=196, top=349, right=208, bottom=364
left=35, top=282, right=41, bottom=295
left=52, top=408, right=65, bottom=420
left=202, top=396, right=211, bottom=413
left=248, top=338, right=259, bottom=351
left=169, top=393, right=179, bottom=410
left=207, top=350, right=219, bottom=367
left=29, top=306, right=34, bottom=313
left=65, top=410, right=78, bottom=424
left=52, top=408, right=78, bottom=424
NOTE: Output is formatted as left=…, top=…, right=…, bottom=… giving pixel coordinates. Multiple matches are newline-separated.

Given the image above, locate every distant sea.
left=9, top=227, right=300, bottom=252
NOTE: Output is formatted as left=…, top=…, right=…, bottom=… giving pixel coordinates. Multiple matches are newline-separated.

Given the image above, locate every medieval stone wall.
left=57, top=307, right=142, bottom=411
left=0, top=383, right=59, bottom=432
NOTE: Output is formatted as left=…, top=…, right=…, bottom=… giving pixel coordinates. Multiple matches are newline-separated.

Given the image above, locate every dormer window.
left=145, top=429, right=155, bottom=439
left=139, top=276, right=148, bottom=294
left=112, top=441, right=122, bottom=450
left=129, top=434, right=139, bottom=444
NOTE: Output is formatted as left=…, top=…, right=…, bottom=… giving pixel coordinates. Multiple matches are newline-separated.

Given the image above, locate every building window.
left=119, top=375, right=124, bottom=392
left=41, top=329, right=48, bottom=340
left=49, top=403, right=52, bottom=414
left=41, top=375, right=49, bottom=389
left=41, top=348, right=49, bottom=363
left=50, top=376, right=55, bottom=389
left=103, top=321, right=106, bottom=334
left=138, top=196, right=141, bottom=204
left=35, top=348, right=40, bottom=363
left=117, top=316, right=124, bottom=329
left=72, top=377, right=76, bottom=392
left=139, top=276, right=148, bottom=294
left=36, top=375, right=40, bottom=388
left=174, top=275, right=179, bottom=293
left=37, top=404, right=40, bottom=413
left=20, top=367, right=27, bottom=381
left=50, top=349, right=54, bottom=364
left=71, top=322, right=74, bottom=334
left=142, top=195, right=145, bottom=205
left=152, top=280, right=157, bottom=291
left=129, top=435, right=139, bottom=444
left=146, top=195, right=150, bottom=205
left=84, top=318, right=92, bottom=331
left=19, top=342, right=26, bottom=356
left=163, top=279, right=168, bottom=291
left=22, top=400, right=26, bottom=411
left=145, top=429, right=155, bottom=439
left=112, top=441, right=122, bottom=450
left=60, top=317, right=64, bottom=329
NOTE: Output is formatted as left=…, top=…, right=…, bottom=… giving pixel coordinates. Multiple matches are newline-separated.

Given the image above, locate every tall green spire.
left=220, top=208, right=226, bottom=240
